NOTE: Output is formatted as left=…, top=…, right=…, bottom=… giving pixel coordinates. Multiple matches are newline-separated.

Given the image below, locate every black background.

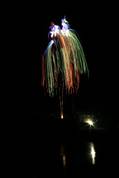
left=2, top=1, right=119, bottom=177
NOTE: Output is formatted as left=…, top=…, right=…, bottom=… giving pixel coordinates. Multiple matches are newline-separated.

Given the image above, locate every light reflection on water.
left=60, top=144, right=66, bottom=167
left=32, top=113, right=119, bottom=177
left=58, top=142, right=96, bottom=169
left=89, top=142, right=96, bottom=165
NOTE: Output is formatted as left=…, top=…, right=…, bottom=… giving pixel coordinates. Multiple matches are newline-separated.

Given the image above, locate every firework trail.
left=42, top=17, right=89, bottom=118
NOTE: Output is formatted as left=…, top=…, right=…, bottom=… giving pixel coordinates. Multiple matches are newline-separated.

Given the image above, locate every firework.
left=84, top=118, right=95, bottom=128
left=42, top=17, right=89, bottom=118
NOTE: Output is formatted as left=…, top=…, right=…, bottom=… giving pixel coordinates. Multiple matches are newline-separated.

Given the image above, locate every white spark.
left=84, top=118, right=95, bottom=127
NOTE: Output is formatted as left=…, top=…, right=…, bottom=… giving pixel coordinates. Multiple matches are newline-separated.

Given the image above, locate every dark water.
left=31, top=118, right=119, bottom=177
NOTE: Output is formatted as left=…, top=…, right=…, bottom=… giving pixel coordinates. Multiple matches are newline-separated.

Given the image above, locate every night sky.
left=30, top=2, right=118, bottom=127
left=3, top=3, right=119, bottom=177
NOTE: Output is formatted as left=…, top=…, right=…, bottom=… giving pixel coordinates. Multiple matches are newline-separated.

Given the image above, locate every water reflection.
left=60, top=112, right=64, bottom=120
left=89, top=142, right=96, bottom=165
left=58, top=141, right=96, bottom=171
left=60, top=144, right=66, bottom=167
left=32, top=114, right=119, bottom=177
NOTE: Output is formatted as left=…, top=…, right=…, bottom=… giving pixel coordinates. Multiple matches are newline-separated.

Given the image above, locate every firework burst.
left=42, top=17, right=89, bottom=118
